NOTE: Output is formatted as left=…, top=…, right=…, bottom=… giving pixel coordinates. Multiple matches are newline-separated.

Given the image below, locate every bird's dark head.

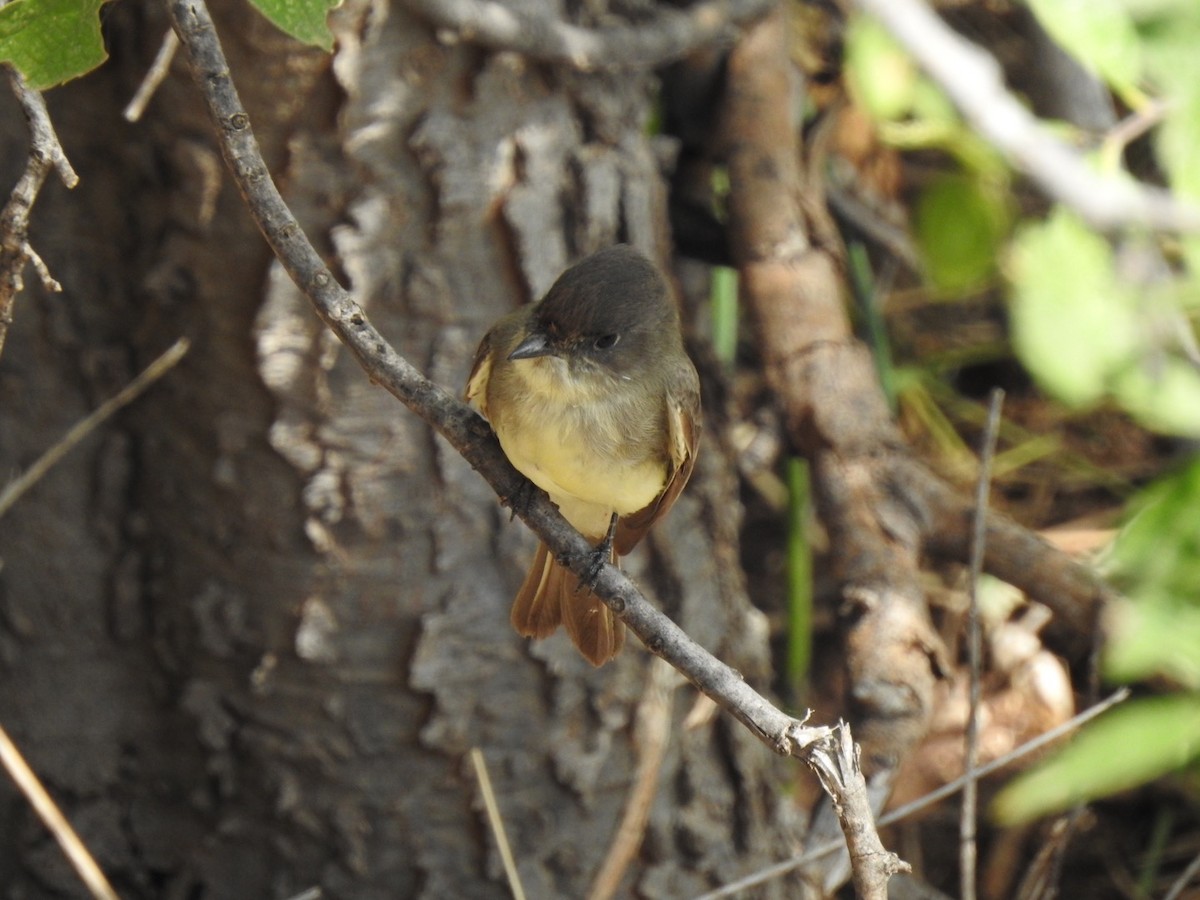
left=507, top=245, right=679, bottom=380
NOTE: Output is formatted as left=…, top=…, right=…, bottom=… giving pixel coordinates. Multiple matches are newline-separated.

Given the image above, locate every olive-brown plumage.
left=466, top=245, right=700, bottom=665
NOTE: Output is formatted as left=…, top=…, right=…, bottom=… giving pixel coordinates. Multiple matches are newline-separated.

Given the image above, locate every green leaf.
left=1156, top=89, right=1200, bottom=206
left=1106, top=600, right=1200, bottom=688
left=993, top=694, right=1200, bottom=824
left=1112, top=355, right=1200, bottom=438
left=1008, top=209, right=1138, bottom=406
left=249, top=0, right=341, bottom=51
left=845, top=17, right=918, bottom=122
left=914, top=174, right=1009, bottom=294
left=0, top=0, right=106, bottom=90
left=1107, top=458, right=1200, bottom=594
left=1025, top=0, right=1143, bottom=98
left=1103, top=460, right=1200, bottom=686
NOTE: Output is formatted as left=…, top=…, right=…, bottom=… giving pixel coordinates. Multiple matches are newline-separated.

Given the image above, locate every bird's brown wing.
left=614, top=388, right=700, bottom=557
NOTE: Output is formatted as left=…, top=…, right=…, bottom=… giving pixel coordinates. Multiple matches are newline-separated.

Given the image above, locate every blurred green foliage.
left=849, top=0, right=1200, bottom=824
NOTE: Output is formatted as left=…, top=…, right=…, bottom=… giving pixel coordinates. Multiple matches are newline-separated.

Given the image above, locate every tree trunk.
left=0, top=1, right=797, bottom=896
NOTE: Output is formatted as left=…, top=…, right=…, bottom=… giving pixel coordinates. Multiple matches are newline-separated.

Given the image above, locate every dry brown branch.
left=723, top=0, right=940, bottom=804
left=0, top=68, right=79, bottom=360
left=808, top=723, right=911, bottom=899
left=163, top=0, right=830, bottom=766
left=719, top=12, right=919, bottom=892
left=907, top=460, right=1114, bottom=661
left=719, top=5, right=1122, bottom=893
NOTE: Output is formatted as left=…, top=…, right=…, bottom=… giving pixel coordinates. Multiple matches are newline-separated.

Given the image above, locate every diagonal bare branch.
left=163, top=0, right=841, bottom=774
left=854, top=0, right=1200, bottom=233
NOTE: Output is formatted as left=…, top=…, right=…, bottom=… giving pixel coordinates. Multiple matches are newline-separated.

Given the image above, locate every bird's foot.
left=578, top=512, right=619, bottom=593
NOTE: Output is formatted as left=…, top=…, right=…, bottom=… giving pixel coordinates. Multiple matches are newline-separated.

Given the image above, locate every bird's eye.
left=593, top=333, right=620, bottom=350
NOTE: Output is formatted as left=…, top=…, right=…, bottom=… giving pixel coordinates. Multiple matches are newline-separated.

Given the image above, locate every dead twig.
left=124, top=29, right=180, bottom=122
left=0, top=68, right=79, bottom=360
left=470, top=748, right=527, bottom=900
left=1163, top=845, right=1200, bottom=900
left=0, top=723, right=120, bottom=900
left=808, top=723, right=911, bottom=899
left=0, top=338, right=190, bottom=518
left=962, top=388, right=1005, bottom=900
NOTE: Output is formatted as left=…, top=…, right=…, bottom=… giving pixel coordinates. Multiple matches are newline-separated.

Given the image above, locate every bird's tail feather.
left=511, top=541, right=624, bottom=666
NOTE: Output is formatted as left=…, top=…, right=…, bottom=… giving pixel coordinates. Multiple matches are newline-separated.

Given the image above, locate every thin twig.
left=400, top=0, right=773, bottom=70
left=961, top=388, right=1004, bottom=900
left=854, top=0, right=1200, bottom=233
left=0, top=338, right=190, bottom=518
left=1100, top=98, right=1170, bottom=172
left=11, top=71, right=77, bottom=188
left=0, top=68, right=79, bottom=359
left=470, top=748, right=527, bottom=900
left=0, top=723, right=121, bottom=900
left=694, top=687, right=1131, bottom=899
left=124, top=29, right=180, bottom=122
left=1163, top=845, right=1200, bottom=900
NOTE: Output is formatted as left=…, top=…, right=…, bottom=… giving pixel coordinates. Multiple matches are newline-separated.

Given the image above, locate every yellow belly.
left=489, top=358, right=667, bottom=538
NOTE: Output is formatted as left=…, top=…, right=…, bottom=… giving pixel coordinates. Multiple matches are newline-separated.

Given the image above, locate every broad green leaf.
left=1106, top=459, right=1200, bottom=605
left=249, top=0, right=341, bottom=51
left=1025, top=0, right=1143, bottom=98
left=993, top=694, right=1200, bottom=824
left=1156, top=87, right=1200, bottom=201
left=1009, top=209, right=1138, bottom=406
left=0, top=0, right=105, bottom=90
left=1112, top=355, right=1200, bottom=437
left=1103, top=460, right=1200, bottom=685
left=915, top=175, right=1008, bottom=294
left=1106, top=600, right=1200, bottom=688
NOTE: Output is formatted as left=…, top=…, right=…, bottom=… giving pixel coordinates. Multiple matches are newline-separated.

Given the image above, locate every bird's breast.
left=489, top=357, right=667, bottom=533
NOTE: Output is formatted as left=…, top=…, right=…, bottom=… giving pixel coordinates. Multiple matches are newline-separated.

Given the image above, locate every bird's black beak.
left=508, top=330, right=555, bottom=361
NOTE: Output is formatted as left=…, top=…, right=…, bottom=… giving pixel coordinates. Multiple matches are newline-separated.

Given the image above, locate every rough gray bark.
left=0, top=1, right=797, bottom=897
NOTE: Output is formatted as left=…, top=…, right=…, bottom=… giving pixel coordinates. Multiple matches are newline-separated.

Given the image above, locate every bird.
left=466, top=244, right=701, bottom=665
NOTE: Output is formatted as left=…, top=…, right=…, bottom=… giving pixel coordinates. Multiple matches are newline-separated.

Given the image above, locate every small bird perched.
left=466, top=245, right=701, bottom=665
